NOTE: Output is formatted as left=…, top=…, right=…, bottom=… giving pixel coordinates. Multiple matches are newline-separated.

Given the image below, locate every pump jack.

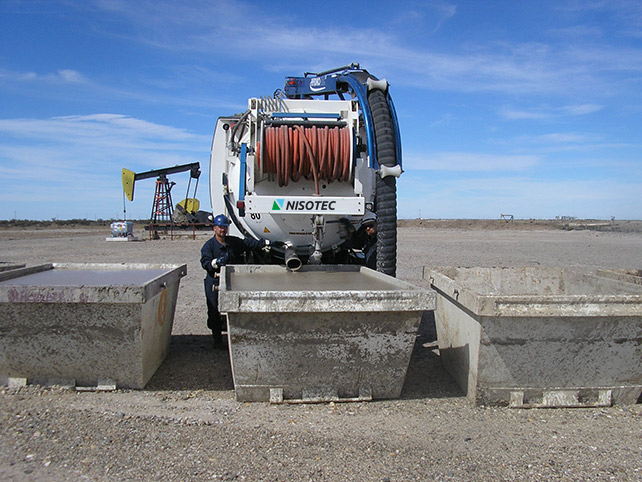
left=122, top=163, right=201, bottom=224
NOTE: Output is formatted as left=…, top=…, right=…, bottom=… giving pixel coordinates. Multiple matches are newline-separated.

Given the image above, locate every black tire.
left=368, top=88, right=397, bottom=277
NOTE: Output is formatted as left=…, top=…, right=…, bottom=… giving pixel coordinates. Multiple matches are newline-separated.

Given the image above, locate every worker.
left=200, top=214, right=269, bottom=349
left=360, top=213, right=378, bottom=270
left=339, top=212, right=377, bottom=270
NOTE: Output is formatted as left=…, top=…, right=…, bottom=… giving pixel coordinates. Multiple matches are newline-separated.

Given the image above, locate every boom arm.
left=122, top=162, right=200, bottom=201
left=282, top=63, right=402, bottom=170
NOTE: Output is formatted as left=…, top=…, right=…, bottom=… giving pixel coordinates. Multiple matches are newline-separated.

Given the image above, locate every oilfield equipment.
left=121, top=162, right=203, bottom=225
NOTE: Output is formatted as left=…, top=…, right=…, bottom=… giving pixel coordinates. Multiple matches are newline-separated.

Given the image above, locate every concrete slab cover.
left=0, top=263, right=186, bottom=389
left=219, top=265, right=435, bottom=402
left=424, top=266, right=642, bottom=406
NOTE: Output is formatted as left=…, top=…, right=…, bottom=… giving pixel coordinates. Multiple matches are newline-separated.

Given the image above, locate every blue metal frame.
left=283, top=67, right=402, bottom=170
left=284, top=76, right=339, bottom=96
left=239, top=143, right=247, bottom=202
left=337, top=74, right=379, bottom=168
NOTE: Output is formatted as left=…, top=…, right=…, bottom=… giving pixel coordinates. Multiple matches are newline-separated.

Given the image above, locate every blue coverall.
left=200, top=235, right=265, bottom=340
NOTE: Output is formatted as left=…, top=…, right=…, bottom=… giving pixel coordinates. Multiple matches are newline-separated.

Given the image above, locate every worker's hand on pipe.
left=270, top=240, right=285, bottom=248
left=212, top=255, right=228, bottom=268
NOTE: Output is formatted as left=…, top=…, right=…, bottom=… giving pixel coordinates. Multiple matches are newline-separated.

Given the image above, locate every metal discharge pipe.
left=284, top=244, right=302, bottom=271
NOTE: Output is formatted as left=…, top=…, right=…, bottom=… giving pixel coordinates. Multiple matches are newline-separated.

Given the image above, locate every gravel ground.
left=1, top=224, right=641, bottom=481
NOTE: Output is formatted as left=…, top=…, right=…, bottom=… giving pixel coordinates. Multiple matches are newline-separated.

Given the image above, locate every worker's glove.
left=338, top=218, right=355, bottom=239
left=212, top=254, right=228, bottom=269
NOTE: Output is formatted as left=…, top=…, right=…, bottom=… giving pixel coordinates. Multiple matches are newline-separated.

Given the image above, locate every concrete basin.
left=0, top=262, right=186, bottom=389
left=219, top=265, right=435, bottom=403
left=424, top=266, right=642, bottom=407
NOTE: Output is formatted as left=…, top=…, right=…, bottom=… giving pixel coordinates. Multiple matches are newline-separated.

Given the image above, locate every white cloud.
left=391, top=2, right=457, bottom=34
left=404, top=152, right=539, bottom=172
left=500, top=104, right=604, bottom=120
left=499, top=108, right=549, bottom=120
left=561, top=104, right=604, bottom=115
left=2, top=2, right=641, bottom=220
left=505, top=132, right=639, bottom=153
left=0, top=114, right=207, bottom=146
left=0, top=114, right=210, bottom=219
left=398, top=174, right=642, bottom=219
left=520, top=132, right=597, bottom=144
left=559, top=0, right=642, bottom=38
left=46, top=1, right=640, bottom=101
left=0, top=65, right=243, bottom=112
left=0, top=68, right=87, bottom=84
left=547, top=25, right=603, bottom=38
left=428, top=114, right=454, bottom=128
left=55, top=69, right=86, bottom=83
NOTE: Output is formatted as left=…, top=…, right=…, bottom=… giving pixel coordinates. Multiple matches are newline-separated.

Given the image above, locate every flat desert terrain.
left=1, top=221, right=641, bottom=481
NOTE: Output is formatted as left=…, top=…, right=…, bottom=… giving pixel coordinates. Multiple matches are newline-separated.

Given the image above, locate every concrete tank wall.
left=0, top=262, right=186, bottom=389
left=424, top=266, right=642, bottom=407
left=596, top=268, right=642, bottom=287
left=219, top=265, right=435, bottom=403
left=0, top=262, right=25, bottom=272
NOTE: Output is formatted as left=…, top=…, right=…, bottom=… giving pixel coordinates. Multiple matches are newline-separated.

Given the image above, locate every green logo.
left=272, top=199, right=284, bottom=210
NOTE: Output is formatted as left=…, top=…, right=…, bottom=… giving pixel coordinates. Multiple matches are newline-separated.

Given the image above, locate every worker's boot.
left=212, top=331, right=226, bottom=350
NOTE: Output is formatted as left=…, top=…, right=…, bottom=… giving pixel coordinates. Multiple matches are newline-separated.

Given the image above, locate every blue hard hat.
left=213, top=214, right=230, bottom=227
left=360, top=212, right=377, bottom=227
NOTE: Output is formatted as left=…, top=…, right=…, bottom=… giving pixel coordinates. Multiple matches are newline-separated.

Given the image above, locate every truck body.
left=209, top=64, right=402, bottom=275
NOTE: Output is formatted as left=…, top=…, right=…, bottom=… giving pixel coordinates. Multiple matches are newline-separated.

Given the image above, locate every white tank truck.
left=209, top=63, right=403, bottom=276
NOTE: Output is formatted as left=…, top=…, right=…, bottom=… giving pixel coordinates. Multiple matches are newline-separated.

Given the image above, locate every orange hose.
left=262, top=125, right=351, bottom=193
left=296, top=126, right=320, bottom=194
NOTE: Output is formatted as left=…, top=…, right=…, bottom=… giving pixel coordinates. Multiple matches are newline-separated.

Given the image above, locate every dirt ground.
left=1, top=222, right=641, bottom=481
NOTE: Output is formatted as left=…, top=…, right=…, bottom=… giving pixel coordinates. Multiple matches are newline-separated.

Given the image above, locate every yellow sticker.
left=264, top=227, right=271, bottom=233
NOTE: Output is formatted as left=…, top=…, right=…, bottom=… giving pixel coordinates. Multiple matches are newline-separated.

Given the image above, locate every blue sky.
left=1, top=0, right=641, bottom=221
